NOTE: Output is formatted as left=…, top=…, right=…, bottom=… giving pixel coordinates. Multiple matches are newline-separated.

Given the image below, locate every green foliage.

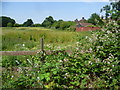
left=32, top=24, right=41, bottom=27
left=2, top=1, right=120, bottom=89
left=0, top=16, right=16, bottom=27
left=41, top=16, right=75, bottom=31
left=101, top=1, right=120, bottom=21
left=87, top=13, right=104, bottom=26
left=41, top=16, right=55, bottom=28
left=7, top=23, right=13, bottom=27
left=86, top=25, right=97, bottom=27
left=52, top=20, right=76, bottom=31
left=14, top=23, right=22, bottom=27
left=2, top=27, right=89, bottom=51
left=23, top=19, right=33, bottom=27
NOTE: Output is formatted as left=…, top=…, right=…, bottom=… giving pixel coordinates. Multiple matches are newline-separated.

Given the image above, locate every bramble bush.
left=91, top=20, right=120, bottom=88
left=2, top=20, right=120, bottom=88
left=2, top=1, right=120, bottom=88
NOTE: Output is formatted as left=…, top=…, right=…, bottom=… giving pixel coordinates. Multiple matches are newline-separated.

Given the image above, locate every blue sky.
left=2, top=2, right=109, bottom=24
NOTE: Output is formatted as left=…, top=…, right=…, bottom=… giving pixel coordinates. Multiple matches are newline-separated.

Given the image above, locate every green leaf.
left=53, top=70, right=57, bottom=74
left=39, top=74, right=44, bottom=80
left=46, top=77, right=50, bottom=81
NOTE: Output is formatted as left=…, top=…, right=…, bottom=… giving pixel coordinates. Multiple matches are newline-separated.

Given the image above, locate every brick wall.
left=76, top=27, right=100, bottom=32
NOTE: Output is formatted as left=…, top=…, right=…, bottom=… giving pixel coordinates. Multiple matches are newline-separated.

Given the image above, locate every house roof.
left=75, top=17, right=93, bottom=27
left=79, top=17, right=87, bottom=23
left=79, top=23, right=93, bottom=27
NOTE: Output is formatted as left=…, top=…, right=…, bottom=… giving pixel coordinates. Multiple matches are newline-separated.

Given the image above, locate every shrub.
left=7, top=23, right=13, bottom=27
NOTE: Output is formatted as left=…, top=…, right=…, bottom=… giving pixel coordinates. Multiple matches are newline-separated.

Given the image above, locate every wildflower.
left=96, top=58, right=100, bottom=62
left=97, top=46, right=101, bottom=48
left=76, top=42, right=79, bottom=44
left=89, top=38, right=92, bottom=42
left=107, top=31, right=111, bottom=34
left=64, top=58, right=68, bottom=62
left=64, top=76, right=67, bottom=79
left=88, top=61, right=91, bottom=64
left=76, top=74, right=78, bottom=76
left=85, top=36, right=88, bottom=39
left=89, top=48, right=92, bottom=51
left=59, top=60, right=63, bottom=62
left=107, top=61, right=110, bottom=64
left=57, top=46, right=61, bottom=49
left=37, top=77, right=40, bottom=80
left=65, top=73, right=68, bottom=76
left=81, top=50, right=84, bottom=53
left=112, top=65, right=114, bottom=67
left=76, top=47, right=79, bottom=50
left=22, top=44, right=25, bottom=46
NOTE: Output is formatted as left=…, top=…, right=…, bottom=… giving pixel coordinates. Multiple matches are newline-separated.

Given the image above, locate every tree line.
left=0, top=1, right=119, bottom=30
left=0, top=16, right=76, bottom=31
left=0, top=14, right=103, bottom=31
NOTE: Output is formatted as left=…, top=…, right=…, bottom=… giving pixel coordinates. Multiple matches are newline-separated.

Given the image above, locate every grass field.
left=2, top=27, right=92, bottom=51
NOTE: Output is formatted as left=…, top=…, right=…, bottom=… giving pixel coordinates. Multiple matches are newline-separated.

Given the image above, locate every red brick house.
left=75, top=17, right=100, bottom=32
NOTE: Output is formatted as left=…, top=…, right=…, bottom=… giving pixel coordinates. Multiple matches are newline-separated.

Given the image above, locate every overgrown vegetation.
left=2, top=1, right=120, bottom=89
left=2, top=27, right=90, bottom=51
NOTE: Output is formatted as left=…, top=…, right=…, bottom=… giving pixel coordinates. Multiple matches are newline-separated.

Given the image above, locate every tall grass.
left=2, top=27, right=92, bottom=51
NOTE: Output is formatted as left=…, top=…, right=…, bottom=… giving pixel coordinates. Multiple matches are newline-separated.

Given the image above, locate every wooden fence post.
left=40, top=38, right=45, bottom=61
left=41, top=38, right=44, bottom=52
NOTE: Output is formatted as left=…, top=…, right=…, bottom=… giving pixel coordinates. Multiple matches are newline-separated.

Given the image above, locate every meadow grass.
left=2, top=27, right=92, bottom=51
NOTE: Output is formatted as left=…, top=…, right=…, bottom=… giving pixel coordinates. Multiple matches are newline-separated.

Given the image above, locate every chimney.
left=82, top=17, right=85, bottom=20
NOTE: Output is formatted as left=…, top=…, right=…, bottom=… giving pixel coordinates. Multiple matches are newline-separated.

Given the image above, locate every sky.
left=1, top=1, right=110, bottom=24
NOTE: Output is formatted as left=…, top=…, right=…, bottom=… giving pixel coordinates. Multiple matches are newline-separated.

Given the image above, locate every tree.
left=14, top=23, right=21, bottom=27
left=32, top=24, right=41, bottom=27
left=0, top=16, right=16, bottom=27
left=101, top=1, right=120, bottom=21
left=87, top=13, right=104, bottom=26
left=7, top=23, right=13, bottom=27
left=101, top=5, right=110, bottom=20
left=23, top=19, right=33, bottom=27
left=41, top=16, right=55, bottom=27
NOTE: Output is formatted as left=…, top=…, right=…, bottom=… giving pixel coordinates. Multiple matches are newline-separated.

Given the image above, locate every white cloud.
left=1, top=0, right=110, bottom=2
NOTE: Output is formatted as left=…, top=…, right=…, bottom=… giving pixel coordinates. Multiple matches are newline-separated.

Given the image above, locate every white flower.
left=76, top=42, right=79, bottom=44
left=88, top=61, right=91, bottom=64
left=76, top=74, right=78, bottom=76
left=85, top=36, right=88, bottom=39
left=64, top=58, right=68, bottom=62
left=89, top=38, right=92, bottom=42
left=65, top=73, right=68, bottom=76
left=64, top=76, right=67, bottom=79
left=112, top=65, right=114, bottom=67
left=107, top=61, right=110, bottom=64
left=76, top=47, right=79, bottom=50
left=89, top=48, right=92, bottom=51
left=37, top=77, right=40, bottom=80
left=96, top=58, right=100, bottom=62
left=107, top=31, right=111, bottom=34
left=22, top=44, right=25, bottom=46
left=97, top=46, right=101, bottom=48
left=59, top=60, right=63, bottom=62
left=57, top=46, right=61, bottom=49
